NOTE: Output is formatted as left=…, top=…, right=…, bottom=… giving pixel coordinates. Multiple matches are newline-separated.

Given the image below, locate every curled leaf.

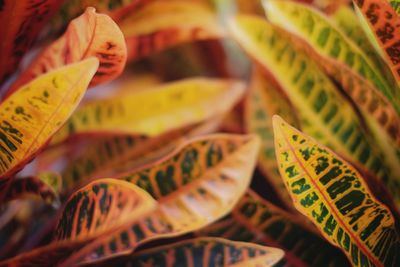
left=273, top=115, right=400, bottom=267
left=7, top=7, right=127, bottom=97
left=0, top=58, right=99, bottom=178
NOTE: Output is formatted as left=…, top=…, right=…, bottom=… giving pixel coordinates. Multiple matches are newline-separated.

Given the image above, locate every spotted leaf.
left=3, top=134, right=260, bottom=266
left=273, top=115, right=400, bottom=267
left=90, top=237, right=284, bottom=267
left=51, top=78, right=245, bottom=145
left=60, top=133, right=260, bottom=266
left=264, top=0, right=400, bottom=113
left=119, top=0, right=224, bottom=62
left=353, top=0, right=400, bottom=87
left=0, top=0, right=64, bottom=85
left=0, top=58, right=99, bottom=178
left=198, top=190, right=351, bottom=267
left=228, top=15, right=400, bottom=208
left=6, top=7, right=127, bottom=97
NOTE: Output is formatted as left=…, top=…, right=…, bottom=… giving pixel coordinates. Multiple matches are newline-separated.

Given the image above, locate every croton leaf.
left=0, top=176, right=58, bottom=205
left=0, top=57, right=99, bottom=179
left=352, top=0, right=400, bottom=88
left=6, top=6, right=127, bottom=97
left=273, top=115, right=400, bottom=267
left=331, top=5, right=394, bottom=78
left=0, top=178, right=156, bottom=266
left=0, top=0, right=64, bottom=85
left=119, top=0, right=224, bottom=62
left=245, top=67, right=299, bottom=209
left=3, top=134, right=260, bottom=266
left=198, top=190, right=351, bottom=267
left=228, top=14, right=400, bottom=207
left=264, top=0, right=400, bottom=114
left=51, top=78, right=245, bottom=145
left=89, top=237, right=284, bottom=267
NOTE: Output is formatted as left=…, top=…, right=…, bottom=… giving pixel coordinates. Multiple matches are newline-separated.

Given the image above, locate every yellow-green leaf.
left=273, top=115, right=400, bottom=267
left=198, top=190, right=351, bottom=267
left=228, top=14, right=400, bottom=207
left=51, top=78, right=245, bottom=145
left=91, top=237, right=284, bottom=267
left=264, top=0, right=400, bottom=113
left=0, top=58, right=99, bottom=178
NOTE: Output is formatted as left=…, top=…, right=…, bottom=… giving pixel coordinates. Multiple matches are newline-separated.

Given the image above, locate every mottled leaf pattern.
left=228, top=15, right=400, bottom=206
left=353, top=0, right=400, bottom=87
left=0, top=58, right=99, bottom=178
left=198, top=190, right=351, bottom=267
left=273, top=115, right=400, bottom=267
left=264, top=0, right=400, bottom=113
left=7, top=6, right=127, bottom=96
left=3, top=134, right=260, bottom=266
left=51, top=78, right=245, bottom=144
left=91, top=237, right=284, bottom=267
left=60, top=134, right=260, bottom=266
left=119, top=0, right=224, bottom=62
left=245, top=67, right=299, bottom=209
left=0, top=0, right=64, bottom=85
left=0, top=176, right=58, bottom=205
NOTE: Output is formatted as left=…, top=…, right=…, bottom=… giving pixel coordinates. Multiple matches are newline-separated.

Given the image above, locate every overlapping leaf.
left=0, top=58, right=99, bottom=178
left=245, top=67, right=299, bottom=209
left=0, top=0, right=64, bottom=85
left=118, top=0, right=224, bottom=62
left=264, top=0, right=400, bottom=113
left=0, top=176, right=59, bottom=205
left=3, top=134, right=260, bottom=266
left=273, top=115, right=400, bottom=267
left=353, top=0, right=400, bottom=87
left=51, top=78, right=245, bottom=145
left=91, top=237, right=284, bottom=267
left=228, top=15, right=400, bottom=207
left=198, top=190, right=351, bottom=267
left=7, top=6, right=127, bottom=97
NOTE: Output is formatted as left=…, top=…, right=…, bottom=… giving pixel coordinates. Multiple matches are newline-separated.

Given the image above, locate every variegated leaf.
left=3, top=134, right=260, bottom=266
left=0, top=58, right=99, bottom=178
left=228, top=15, right=400, bottom=208
left=51, top=78, right=245, bottom=145
left=264, top=0, right=400, bottom=113
left=353, top=0, right=400, bottom=87
left=245, top=67, right=300, bottom=209
left=273, top=115, right=400, bottom=267
left=6, top=6, right=127, bottom=97
left=90, top=237, right=284, bottom=267
left=198, top=190, right=351, bottom=267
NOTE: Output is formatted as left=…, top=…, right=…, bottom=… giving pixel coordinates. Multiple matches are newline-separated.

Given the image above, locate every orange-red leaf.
left=0, top=0, right=64, bottom=85
left=6, top=7, right=127, bottom=97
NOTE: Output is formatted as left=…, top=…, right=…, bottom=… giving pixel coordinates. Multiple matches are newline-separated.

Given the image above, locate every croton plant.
left=0, top=0, right=399, bottom=266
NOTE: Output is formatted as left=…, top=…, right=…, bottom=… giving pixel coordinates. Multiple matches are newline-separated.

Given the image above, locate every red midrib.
left=279, top=123, right=382, bottom=267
